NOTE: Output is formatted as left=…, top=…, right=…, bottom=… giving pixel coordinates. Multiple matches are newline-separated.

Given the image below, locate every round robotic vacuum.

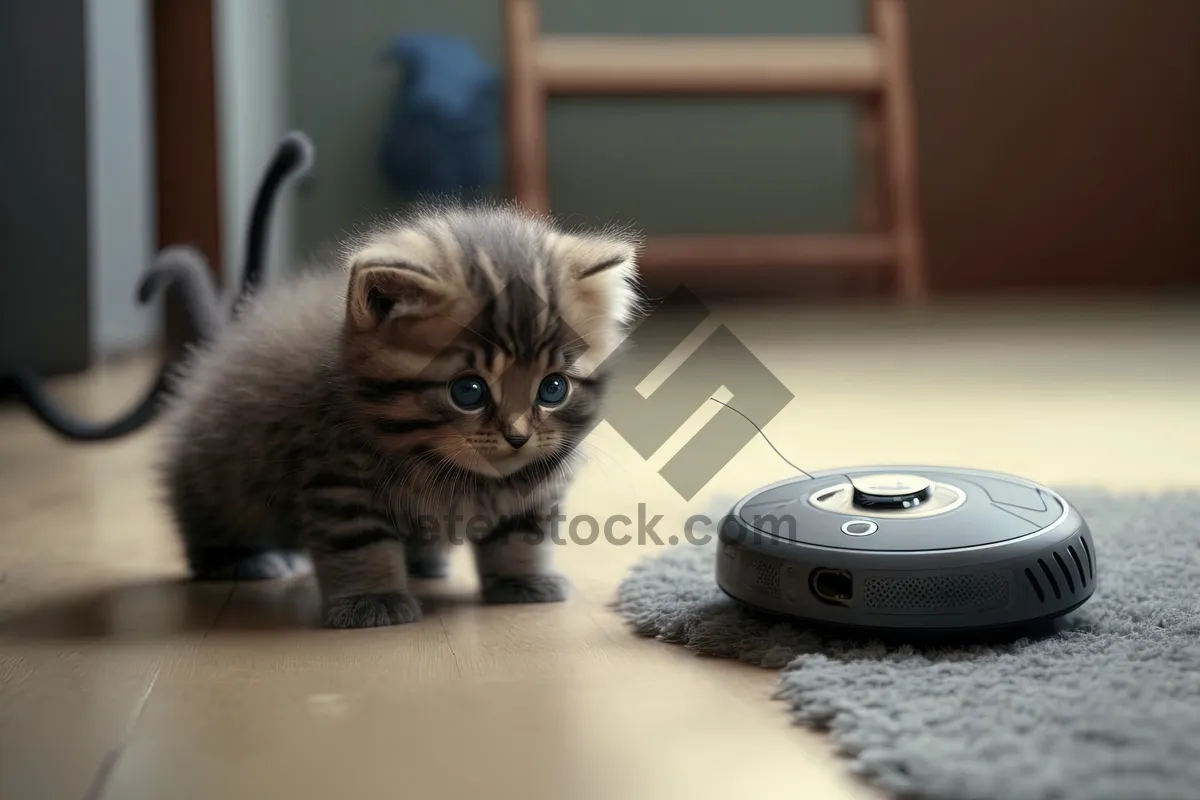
left=715, top=466, right=1096, bottom=631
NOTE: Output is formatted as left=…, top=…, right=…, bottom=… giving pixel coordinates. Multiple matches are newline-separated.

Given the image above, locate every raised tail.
left=236, top=131, right=314, bottom=308
left=7, top=130, right=316, bottom=442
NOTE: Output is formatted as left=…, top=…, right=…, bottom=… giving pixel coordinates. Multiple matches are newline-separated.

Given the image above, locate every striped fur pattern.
left=156, top=203, right=642, bottom=628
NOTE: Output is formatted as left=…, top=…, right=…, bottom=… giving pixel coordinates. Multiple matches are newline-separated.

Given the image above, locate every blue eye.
left=449, top=376, right=488, bottom=410
left=537, top=374, right=569, bottom=406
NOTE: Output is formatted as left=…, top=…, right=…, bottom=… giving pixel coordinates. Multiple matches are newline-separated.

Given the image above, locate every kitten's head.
left=338, top=203, right=642, bottom=484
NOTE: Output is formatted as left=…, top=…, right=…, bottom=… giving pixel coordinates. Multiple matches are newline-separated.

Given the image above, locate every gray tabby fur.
left=155, top=202, right=643, bottom=628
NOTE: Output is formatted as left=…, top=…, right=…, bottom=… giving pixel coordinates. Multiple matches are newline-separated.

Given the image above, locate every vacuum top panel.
left=733, top=465, right=1067, bottom=553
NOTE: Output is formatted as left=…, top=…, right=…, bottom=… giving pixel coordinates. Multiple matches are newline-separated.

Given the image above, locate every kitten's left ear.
left=559, top=233, right=643, bottom=327
left=346, top=260, right=449, bottom=330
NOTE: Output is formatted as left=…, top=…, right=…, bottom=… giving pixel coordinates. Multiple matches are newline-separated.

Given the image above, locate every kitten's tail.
left=7, top=130, right=315, bottom=442
left=229, top=130, right=315, bottom=312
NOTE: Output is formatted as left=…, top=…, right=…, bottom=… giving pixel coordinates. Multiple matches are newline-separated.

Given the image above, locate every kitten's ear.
left=346, top=261, right=448, bottom=329
left=558, top=233, right=643, bottom=327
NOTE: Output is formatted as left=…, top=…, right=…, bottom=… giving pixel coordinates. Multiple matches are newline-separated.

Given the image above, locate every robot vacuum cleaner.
left=716, top=465, right=1096, bottom=632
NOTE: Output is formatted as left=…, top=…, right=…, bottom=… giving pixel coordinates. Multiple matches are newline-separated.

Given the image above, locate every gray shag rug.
left=617, top=488, right=1200, bottom=800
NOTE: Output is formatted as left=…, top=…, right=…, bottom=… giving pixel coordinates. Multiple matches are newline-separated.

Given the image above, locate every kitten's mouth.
left=440, top=442, right=575, bottom=483
left=440, top=447, right=536, bottom=479
left=484, top=452, right=536, bottom=477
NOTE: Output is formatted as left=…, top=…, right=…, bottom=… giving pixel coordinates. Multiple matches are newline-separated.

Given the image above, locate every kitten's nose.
left=504, top=433, right=530, bottom=450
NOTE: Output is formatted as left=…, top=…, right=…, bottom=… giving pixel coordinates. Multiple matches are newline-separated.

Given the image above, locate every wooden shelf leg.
left=504, top=0, right=550, bottom=214
left=876, top=0, right=927, bottom=301
left=855, top=0, right=888, bottom=298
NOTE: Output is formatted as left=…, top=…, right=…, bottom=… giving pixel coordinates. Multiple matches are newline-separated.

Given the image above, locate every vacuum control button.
left=841, top=520, right=878, bottom=536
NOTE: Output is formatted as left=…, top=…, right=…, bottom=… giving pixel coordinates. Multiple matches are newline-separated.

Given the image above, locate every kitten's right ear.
left=346, top=262, right=448, bottom=330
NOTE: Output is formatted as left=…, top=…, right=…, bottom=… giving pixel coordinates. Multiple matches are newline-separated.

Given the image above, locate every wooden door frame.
left=150, top=0, right=224, bottom=357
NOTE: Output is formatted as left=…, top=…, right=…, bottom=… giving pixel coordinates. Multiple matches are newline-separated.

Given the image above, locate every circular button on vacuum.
left=841, top=519, right=878, bottom=536
left=850, top=473, right=933, bottom=510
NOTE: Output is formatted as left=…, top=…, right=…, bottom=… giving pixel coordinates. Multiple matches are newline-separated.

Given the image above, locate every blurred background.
left=0, top=6, right=1198, bottom=798
left=1, top=0, right=1199, bottom=384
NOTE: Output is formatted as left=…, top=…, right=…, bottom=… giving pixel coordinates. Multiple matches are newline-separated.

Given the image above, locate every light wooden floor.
left=3, top=298, right=1199, bottom=800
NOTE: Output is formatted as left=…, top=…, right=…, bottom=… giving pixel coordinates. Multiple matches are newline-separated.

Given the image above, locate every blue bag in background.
left=380, top=33, right=501, bottom=201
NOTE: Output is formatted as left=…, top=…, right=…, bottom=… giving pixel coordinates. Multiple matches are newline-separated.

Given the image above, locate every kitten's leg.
left=302, top=487, right=421, bottom=628
left=472, top=510, right=570, bottom=604
left=174, top=493, right=310, bottom=581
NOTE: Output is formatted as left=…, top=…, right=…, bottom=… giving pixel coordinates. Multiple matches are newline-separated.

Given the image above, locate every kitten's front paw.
left=323, top=592, right=422, bottom=628
left=481, top=574, right=570, bottom=605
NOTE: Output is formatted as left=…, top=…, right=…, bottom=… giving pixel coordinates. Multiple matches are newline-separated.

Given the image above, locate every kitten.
left=155, top=202, right=642, bottom=628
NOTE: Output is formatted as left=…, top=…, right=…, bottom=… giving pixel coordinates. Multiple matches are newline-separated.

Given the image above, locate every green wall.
left=285, top=0, right=863, bottom=259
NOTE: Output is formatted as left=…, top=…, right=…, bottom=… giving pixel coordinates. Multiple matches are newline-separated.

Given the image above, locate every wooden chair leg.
left=857, top=0, right=884, bottom=233
left=855, top=1, right=889, bottom=298
left=504, top=0, right=550, bottom=214
left=876, top=0, right=927, bottom=301
left=856, top=101, right=885, bottom=233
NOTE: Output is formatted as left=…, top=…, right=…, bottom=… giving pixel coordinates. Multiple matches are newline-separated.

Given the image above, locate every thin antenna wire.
left=708, top=396, right=815, bottom=480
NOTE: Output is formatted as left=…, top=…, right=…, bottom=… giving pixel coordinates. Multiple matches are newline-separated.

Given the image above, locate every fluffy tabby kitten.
left=156, top=203, right=642, bottom=628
